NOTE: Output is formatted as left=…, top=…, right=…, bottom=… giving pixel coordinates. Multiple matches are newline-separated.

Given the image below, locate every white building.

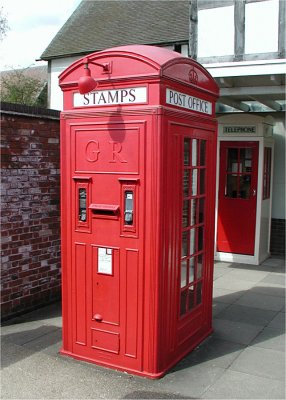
left=41, top=0, right=285, bottom=263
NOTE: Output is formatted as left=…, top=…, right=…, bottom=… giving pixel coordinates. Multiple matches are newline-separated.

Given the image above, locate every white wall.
left=198, top=5, right=234, bottom=57
left=198, top=0, right=279, bottom=58
left=49, top=56, right=81, bottom=110
left=272, top=114, right=285, bottom=219
left=245, top=0, right=279, bottom=54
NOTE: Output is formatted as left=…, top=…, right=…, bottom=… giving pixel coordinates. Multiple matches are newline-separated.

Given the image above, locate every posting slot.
left=89, top=204, right=119, bottom=220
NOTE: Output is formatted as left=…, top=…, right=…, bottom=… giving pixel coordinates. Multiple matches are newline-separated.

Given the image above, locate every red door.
left=169, top=124, right=216, bottom=355
left=217, top=141, right=259, bottom=255
left=68, top=121, right=144, bottom=372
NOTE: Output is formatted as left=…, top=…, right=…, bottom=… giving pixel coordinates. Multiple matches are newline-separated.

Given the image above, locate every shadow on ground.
left=1, top=282, right=284, bottom=375
left=122, top=391, right=193, bottom=399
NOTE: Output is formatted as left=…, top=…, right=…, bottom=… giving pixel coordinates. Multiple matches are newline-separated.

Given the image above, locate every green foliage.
left=36, top=83, right=48, bottom=108
left=0, top=6, right=9, bottom=41
left=1, top=68, right=47, bottom=107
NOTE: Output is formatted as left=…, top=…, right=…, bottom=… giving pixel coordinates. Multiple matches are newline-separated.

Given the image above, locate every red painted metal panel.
left=217, top=141, right=259, bottom=255
left=124, top=249, right=139, bottom=358
left=92, top=246, right=120, bottom=326
left=74, top=128, right=139, bottom=174
left=91, top=329, right=120, bottom=354
left=60, top=45, right=218, bottom=378
left=74, top=243, right=87, bottom=345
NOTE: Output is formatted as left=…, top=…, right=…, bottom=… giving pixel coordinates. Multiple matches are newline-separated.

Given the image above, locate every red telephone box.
left=59, top=45, right=219, bottom=378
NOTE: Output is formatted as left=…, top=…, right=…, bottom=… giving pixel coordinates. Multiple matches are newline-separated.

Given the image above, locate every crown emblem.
left=189, top=68, right=198, bottom=85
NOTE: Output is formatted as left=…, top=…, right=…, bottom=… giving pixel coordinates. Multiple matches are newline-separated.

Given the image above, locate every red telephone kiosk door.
left=217, top=141, right=259, bottom=255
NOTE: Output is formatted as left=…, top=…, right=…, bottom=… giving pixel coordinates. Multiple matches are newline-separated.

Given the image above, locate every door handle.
left=94, top=313, right=103, bottom=322
left=252, top=189, right=256, bottom=197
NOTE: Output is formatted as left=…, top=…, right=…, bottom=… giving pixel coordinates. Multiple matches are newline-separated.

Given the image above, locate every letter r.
left=109, top=141, right=127, bottom=163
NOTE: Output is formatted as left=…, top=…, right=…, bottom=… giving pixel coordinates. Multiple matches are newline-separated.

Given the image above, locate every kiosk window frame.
left=180, top=137, right=206, bottom=317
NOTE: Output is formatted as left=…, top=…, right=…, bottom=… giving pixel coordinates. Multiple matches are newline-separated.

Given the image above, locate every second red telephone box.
left=59, top=45, right=219, bottom=378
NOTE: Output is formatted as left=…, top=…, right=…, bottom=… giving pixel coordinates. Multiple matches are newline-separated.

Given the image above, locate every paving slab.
left=252, top=282, right=285, bottom=297
left=1, top=340, right=35, bottom=369
left=1, top=325, right=59, bottom=346
left=213, top=266, right=232, bottom=280
left=268, top=311, right=285, bottom=329
left=212, top=318, right=264, bottom=345
left=252, top=326, right=285, bottom=352
left=229, top=346, right=285, bottom=381
left=203, top=369, right=285, bottom=399
left=215, top=303, right=277, bottom=326
left=1, top=319, right=50, bottom=335
left=21, top=328, right=62, bottom=356
left=261, top=258, right=285, bottom=268
left=0, top=343, right=183, bottom=400
left=122, top=391, right=190, bottom=399
left=212, top=287, right=246, bottom=303
left=160, top=363, right=226, bottom=398
left=212, top=301, right=229, bottom=317
left=213, top=261, right=234, bottom=268
left=174, top=336, right=245, bottom=369
left=234, top=291, right=285, bottom=311
left=260, top=272, right=285, bottom=286
left=224, top=268, right=269, bottom=283
left=1, top=258, right=285, bottom=400
left=213, top=276, right=255, bottom=291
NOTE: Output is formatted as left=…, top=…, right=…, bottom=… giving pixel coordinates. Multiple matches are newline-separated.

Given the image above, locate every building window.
left=174, top=44, right=182, bottom=54
left=225, top=147, right=253, bottom=199
left=245, top=0, right=279, bottom=54
left=198, top=5, right=234, bottom=57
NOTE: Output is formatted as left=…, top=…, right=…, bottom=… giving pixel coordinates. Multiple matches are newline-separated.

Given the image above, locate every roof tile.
left=41, top=0, right=189, bottom=60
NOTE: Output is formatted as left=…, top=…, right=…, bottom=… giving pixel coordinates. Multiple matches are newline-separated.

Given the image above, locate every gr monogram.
left=85, top=140, right=127, bottom=163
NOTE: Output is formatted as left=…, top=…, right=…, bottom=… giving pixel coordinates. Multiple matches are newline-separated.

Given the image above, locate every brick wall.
left=1, top=103, right=61, bottom=319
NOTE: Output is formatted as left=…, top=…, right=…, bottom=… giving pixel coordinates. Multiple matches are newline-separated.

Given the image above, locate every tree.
left=1, top=67, right=47, bottom=107
left=0, top=6, right=9, bottom=41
